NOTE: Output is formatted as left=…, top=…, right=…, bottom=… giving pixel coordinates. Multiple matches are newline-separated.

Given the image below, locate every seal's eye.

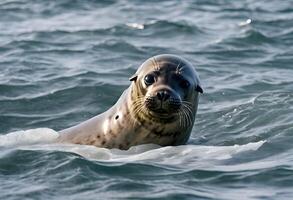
left=180, top=79, right=190, bottom=89
left=144, top=74, right=155, bottom=86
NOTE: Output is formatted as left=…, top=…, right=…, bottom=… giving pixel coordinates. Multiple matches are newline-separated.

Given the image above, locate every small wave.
left=17, top=23, right=145, bottom=39
left=21, top=20, right=202, bottom=36
left=210, top=28, right=277, bottom=51
left=242, top=29, right=277, bottom=44
left=0, top=69, right=127, bottom=102
left=144, top=19, right=203, bottom=35
left=91, top=39, right=145, bottom=55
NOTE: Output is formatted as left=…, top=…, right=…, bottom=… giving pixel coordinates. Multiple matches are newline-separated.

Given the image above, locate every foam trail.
left=22, top=140, right=266, bottom=167
left=0, top=128, right=59, bottom=147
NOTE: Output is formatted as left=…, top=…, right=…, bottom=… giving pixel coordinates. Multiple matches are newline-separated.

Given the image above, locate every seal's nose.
left=156, top=90, right=170, bottom=101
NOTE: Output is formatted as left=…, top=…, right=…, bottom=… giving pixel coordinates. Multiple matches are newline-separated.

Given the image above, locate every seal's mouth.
left=146, top=103, right=180, bottom=118
left=147, top=110, right=176, bottom=120
left=149, top=109, right=169, bottom=115
left=155, top=108, right=169, bottom=114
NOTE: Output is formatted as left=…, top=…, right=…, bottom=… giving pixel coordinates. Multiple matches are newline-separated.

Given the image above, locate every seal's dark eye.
left=144, top=74, right=155, bottom=86
left=180, top=79, right=190, bottom=88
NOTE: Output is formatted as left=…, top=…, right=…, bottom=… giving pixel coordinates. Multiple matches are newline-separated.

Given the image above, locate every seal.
left=57, top=54, right=203, bottom=150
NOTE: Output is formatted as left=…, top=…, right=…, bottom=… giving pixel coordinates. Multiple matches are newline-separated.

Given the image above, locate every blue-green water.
left=1, top=0, right=293, bottom=199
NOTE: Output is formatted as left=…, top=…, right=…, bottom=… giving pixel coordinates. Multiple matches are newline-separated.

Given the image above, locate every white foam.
left=21, top=139, right=266, bottom=168
left=239, top=18, right=252, bottom=26
left=126, top=23, right=144, bottom=30
left=1, top=128, right=266, bottom=170
left=0, top=128, right=59, bottom=147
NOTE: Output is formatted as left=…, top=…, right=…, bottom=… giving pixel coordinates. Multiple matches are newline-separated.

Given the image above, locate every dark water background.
left=1, top=0, right=293, bottom=199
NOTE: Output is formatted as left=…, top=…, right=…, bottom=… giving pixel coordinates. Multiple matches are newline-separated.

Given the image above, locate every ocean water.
left=0, top=0, right=293, bottom=199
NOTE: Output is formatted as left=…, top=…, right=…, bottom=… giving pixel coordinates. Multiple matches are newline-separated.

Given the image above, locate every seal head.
left=129, top=54, right=202, bottom=125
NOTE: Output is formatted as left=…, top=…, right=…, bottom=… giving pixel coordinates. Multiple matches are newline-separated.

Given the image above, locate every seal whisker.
left=182, top=104, right=194, bottom=127
left=182, top=101, right=194, bottom=113
left=178, top=112, right=182, bottom=127
left=183, top=110, right=191, bottom=128
left=176, top=105, right=185, bottom=128
left=179, top=103, right=194, bottom=128
left=132, top=96, right=147, bottom=118
left=132, top=96, right=145, bottom=107
left=183, top=109, right=189, bottom=128
left=178, top=108, right=187, bottom=128
left=132, top=102, right=144, bottom=115
left=182, top=103, right=194, bottom=117
left=132, top=101, right=144, bottom=108
left=182, top=100, right=194, bottom=107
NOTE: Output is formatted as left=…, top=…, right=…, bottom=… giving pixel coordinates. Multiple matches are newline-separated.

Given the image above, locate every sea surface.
left=0, top=0, right=293, bottom=199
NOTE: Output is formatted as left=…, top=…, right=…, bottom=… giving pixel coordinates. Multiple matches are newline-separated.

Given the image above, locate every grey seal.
left=57, top=54, right=203, bottom=150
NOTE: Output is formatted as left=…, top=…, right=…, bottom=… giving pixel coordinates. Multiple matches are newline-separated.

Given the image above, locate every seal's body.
left=58, top=54, right=203, bottom=150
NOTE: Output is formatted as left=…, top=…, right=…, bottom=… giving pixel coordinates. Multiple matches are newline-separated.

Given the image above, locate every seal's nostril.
left=157, top=91, right=170, bottom=101
left=157, top=91, right=163, bottom=100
